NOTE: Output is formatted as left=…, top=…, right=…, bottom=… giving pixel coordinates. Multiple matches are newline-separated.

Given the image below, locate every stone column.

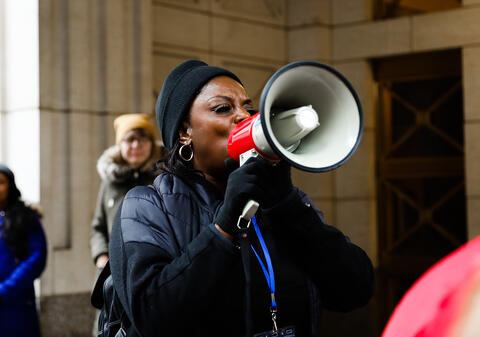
left=38, top=0, right=152, bottom=335
left=327, top=2, right=378, bottom=337
left=330, top=0, right=377, bottom=263
left=285, top=0, right=377, bottom=258
left=285, top=0, right=336, bottom=223
left=286, top=0, right=332, bottom=63
left=462, top=46, right=480, bottom=239
left=333, top=61, right=378, bottom=264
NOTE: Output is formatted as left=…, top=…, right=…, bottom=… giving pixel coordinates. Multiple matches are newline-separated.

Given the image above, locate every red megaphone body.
left=227, top=112, right=279, bottom=165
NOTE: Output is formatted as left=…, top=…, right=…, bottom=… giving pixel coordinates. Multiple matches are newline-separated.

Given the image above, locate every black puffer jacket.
left=109, top=172, right=374, bottom=337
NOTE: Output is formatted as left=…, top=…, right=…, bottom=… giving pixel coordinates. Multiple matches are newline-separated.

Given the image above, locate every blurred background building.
left=0, top=0, right=478, bottom=336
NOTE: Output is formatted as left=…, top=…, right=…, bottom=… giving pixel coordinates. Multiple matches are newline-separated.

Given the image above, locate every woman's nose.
left=233, top=108, right=251, bottom=124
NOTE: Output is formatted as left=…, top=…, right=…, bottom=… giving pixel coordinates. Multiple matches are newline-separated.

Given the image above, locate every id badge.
left=253, top=326, right=295, bottom=337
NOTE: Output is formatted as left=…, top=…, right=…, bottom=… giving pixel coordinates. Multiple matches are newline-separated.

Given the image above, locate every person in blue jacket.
left=0, top=164, right=47, bottom=337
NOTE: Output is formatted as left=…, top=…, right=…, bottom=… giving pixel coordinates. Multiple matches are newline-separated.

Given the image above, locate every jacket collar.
left=97, top=141, right=165, bottom=183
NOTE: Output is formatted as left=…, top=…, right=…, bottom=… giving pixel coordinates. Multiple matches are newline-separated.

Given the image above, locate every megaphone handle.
left=242, top=199, right=259, bottom=220
left=237, top=199, right=259, bottom=229
left=239, top=148, right=259, bottom=166
left=235, top=149, right=260, bottom=229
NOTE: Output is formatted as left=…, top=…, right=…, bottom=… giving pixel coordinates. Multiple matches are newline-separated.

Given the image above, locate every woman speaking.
left=109, top=60, right=375, bottom=337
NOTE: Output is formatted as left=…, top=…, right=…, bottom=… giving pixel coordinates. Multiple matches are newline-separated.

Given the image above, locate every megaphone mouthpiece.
left=271, top=105, right=320, bottom=149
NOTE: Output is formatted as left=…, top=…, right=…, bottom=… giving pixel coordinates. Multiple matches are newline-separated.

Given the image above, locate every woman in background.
left=0, top=164, right=47, bottom=337
left=90, top=113, right=165, bottom=269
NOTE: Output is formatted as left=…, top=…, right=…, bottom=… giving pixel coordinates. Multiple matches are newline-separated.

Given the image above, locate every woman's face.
left=0, top=172, right=9, bottom=208
left=120, top=129, right=153, bottom=169
left=182, top=76, right=254, bottom=181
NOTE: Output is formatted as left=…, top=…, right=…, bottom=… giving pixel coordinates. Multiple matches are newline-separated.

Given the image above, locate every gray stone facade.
left=1, top=0, right=480, bottom=336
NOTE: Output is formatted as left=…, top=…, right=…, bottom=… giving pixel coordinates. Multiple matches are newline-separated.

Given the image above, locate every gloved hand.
left=214, top=157, right=271, bottom=235
left=261, top=160, right=294, bottom=209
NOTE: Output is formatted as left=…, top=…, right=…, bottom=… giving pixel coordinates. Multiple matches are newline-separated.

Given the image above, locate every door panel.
left=374, top=50, right=466, bottom=327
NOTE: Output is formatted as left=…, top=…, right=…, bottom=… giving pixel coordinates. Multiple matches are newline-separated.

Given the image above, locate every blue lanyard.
left=250, top=215, right=277, bottom=309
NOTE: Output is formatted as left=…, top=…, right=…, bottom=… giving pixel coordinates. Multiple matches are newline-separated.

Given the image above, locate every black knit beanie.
left=155, top=60, right=242, bottom=150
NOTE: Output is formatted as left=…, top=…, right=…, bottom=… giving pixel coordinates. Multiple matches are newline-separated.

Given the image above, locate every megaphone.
left=227, top=61, right=363, bottom=221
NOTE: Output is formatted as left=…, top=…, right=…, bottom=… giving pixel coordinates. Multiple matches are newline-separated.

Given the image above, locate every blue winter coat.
left=0, top=213, right=47, bottom=337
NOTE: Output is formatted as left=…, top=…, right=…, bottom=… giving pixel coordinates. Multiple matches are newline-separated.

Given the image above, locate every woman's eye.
left=213, top=105, right=232, bottom=113
left=246, top=108, right=257, bottom=116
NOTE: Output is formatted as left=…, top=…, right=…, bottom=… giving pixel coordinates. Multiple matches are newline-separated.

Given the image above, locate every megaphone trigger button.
left=305, top=203, right=311, bottom=208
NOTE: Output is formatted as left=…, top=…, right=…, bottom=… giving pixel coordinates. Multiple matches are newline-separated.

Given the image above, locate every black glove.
left=214, top=157, right=271, bottom=235
left=224, top=157, right=239, bottom=175
left=261, top=160, right=294, bottom=209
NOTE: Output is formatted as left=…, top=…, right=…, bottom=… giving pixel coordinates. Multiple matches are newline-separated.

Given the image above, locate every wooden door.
left=374, top=50, right=466, bottom=328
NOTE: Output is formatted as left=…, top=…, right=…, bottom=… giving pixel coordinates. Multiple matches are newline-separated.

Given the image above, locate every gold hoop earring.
left=179, top=144, right=194, bottom=162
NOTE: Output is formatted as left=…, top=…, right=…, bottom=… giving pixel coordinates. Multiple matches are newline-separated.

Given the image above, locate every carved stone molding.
left=152, top=0, right=210, bottom=11
left=213, top=0, right=286, bottom=24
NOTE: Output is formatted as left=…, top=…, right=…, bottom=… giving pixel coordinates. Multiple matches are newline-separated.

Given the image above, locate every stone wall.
left=1, top=0, right=478, bottom=336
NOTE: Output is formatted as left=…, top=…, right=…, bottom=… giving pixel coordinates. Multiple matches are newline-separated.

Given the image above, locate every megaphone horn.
left=227, top=61, right=364, bottom=223
left=228, top=60, right=364, bottom=172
